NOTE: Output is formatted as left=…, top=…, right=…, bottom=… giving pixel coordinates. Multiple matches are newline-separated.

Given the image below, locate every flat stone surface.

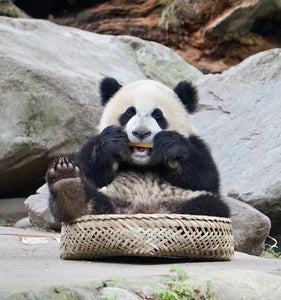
left=1, top=226, right=281, bottom=299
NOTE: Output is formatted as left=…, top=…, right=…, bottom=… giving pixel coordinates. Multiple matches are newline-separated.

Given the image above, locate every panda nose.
left=132, top=129, right=151, bottom=140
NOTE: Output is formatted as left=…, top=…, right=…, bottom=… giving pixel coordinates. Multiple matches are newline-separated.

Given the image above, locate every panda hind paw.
left=46, top=157, right=89, bottom=223
left=46, top=157, right=82, bottom=188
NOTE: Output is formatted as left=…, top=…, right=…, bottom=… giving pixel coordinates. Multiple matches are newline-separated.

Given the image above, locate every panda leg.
left=46, top=157, right=89, bottom=223
left=46, top=157, right=116, bottom=222
left=174, top=194, right=230, bottom=218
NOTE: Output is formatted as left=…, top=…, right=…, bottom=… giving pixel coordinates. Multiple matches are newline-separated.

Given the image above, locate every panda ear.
left=100, top=77, right=122, bottom=105
left=173, top=81, right=198, bottom=113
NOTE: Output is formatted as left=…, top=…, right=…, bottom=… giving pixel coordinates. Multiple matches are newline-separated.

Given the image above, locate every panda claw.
left=46, top=157, right=82, bottom=185
left=49, top=168, right=55, bottom=176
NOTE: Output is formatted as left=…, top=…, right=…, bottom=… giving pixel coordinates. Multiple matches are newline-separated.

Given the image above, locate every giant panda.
left=46, top=77, right=230, bottom=222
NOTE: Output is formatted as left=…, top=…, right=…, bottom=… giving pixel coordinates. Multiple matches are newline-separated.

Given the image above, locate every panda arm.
left=76, top=126, right=129, bottom=188
left=152, top=131, right=220, bottom=193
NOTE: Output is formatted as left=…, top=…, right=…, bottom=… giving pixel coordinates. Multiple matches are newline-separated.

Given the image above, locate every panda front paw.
left=98, top=126, right=129, bottom=158
left=152, top=131, right=189, bottom=170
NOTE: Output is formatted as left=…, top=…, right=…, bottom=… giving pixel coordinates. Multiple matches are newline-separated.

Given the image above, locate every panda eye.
left=126, top=107, right=136, bottom=117
left=152, top=108, right=163, bottom=120
left=119, top=106, right=136, bottom=126
left=152, top=108, right=168, bottom=129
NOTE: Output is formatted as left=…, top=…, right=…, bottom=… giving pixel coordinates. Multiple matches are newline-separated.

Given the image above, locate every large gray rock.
left=194, top=48, right=281, bottom=242
left=228, top=196, right=271, bottom=255
left=1, top=226, right=281, bottom=300
left=0, top=16, right=201, bottom=197
left=24, top=184, right=60, bottom=230
left=205, top=0, right=281, bottom=39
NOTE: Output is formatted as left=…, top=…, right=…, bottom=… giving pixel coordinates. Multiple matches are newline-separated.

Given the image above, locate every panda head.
left=98, top=77, right=198, bottom=165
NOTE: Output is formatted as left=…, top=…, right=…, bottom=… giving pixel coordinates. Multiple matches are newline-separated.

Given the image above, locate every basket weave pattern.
left=60, top=214, right=234, bottom=261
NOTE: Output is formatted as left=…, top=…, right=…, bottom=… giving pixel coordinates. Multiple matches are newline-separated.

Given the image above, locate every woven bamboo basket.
left=60, top=214, right=234, bottom=261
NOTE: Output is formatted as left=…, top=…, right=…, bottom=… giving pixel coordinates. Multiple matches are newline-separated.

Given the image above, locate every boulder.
left=194, top=48, right=281, bottom=244
left=227, top=196, right=270, bottom=255
left=0, top=16, right=200, bottom=198
left=204, top=0, right=281, bottom=40
left=24, top=184, right=60, bottom=230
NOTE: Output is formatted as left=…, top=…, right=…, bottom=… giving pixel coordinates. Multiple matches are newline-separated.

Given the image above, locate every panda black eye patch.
left=152, top=108, right=168, bottom=129
left=119, top=106, right=136, bottom=126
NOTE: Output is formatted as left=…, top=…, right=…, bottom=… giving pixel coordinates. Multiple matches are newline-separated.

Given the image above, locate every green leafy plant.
left=262, top=244, right=281, bottom=259
left=152, top=264, right=217, bottom=300
left=203, top=280, right=217, bottom=300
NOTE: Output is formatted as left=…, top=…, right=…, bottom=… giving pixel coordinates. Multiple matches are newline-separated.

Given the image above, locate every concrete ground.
left=1, top=226, right=281, bottom=299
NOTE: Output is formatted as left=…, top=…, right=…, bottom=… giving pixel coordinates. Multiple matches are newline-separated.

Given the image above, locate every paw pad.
left=47, top=157, right=81, bottom=184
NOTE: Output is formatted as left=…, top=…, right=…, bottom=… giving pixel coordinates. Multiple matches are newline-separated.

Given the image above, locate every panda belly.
left=98, top=171, right=209, bottom=214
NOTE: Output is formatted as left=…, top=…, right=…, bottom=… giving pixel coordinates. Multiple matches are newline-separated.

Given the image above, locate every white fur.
left=126, top=109, right=160, bottom=144
left=97, top=80, right=195, bottom=137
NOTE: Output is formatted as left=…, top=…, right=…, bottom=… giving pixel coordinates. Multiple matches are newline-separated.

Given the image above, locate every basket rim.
left=67, top=213, right=232, bottom=225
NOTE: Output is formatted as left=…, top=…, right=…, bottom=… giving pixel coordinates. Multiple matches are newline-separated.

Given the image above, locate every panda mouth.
left=131, top=146, right=151, bottom=157
left=129, top=143, right=153, bottom=158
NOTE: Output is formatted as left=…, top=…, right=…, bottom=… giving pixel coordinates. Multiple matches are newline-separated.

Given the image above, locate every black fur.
left=100, top=77, right=122, bottom=105
left=173, top=193, right=230, bottom=217
left=76, top=126, right=129, bottom=188
left=151, top=108, right=168, bottom=129
left=119, top=106, right=136, bottom=126
left=151, top=131, right=220, bottom=193
left=84, top=180, right=116, bottom=214
left=173, top=81, right=198, bottom=113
